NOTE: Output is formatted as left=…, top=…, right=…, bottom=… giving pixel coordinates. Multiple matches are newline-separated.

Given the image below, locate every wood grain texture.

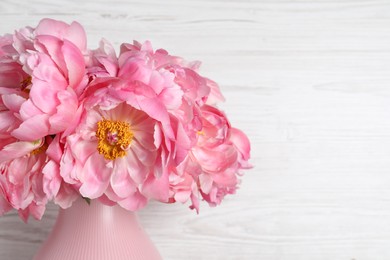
left=1, top=0, right=390, bottom=259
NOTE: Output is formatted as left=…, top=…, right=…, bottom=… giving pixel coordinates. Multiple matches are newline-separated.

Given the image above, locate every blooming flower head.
left=3, top=18, right=88, bottom=141
left=185, top=105, right=251, bottom=207
left=0, top=67, right=50, bottom=221
left=60, top=83, right=173, bottom=210
left=0, top=19, right=90, bottom=220
left=0, top=19, right=251, bottom=220
left=0, top=136, right=50, bottom=222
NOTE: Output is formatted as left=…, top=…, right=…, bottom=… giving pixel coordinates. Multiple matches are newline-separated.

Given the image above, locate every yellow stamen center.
left=31, top=139, right=48, bottom=155
left=96, top=119, right=133, bottom=160
left=197, top=131, right=205, bottom=136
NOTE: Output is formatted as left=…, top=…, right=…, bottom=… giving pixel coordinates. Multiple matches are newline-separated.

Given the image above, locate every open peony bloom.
left=60, top=100, right=167, bottom=211
left=9, top=18, right=88, bottom=141
left=0, top=19, right=251, bottom=221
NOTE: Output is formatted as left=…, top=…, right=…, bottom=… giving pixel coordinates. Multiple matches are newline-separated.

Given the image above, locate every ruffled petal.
left=117, top=190, right=147, bottom=211
left=110, top=158, right=136, bottom=198
left=12, top=114, right=50, bottom=141
left=0, top=141, right=38, bottom=163
left=79, top=152, right=111, bottom=199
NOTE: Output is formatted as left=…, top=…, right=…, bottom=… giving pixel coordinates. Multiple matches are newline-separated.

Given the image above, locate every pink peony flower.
left=60, top=95, right=172, bottom=210
left=42, top=135, right=80, bottom=209
left=187, top=105, right=251, bottom=207
left=4, top=18, right=88, bottom=141
left=0, top=19, right=251, bottom=220
left=0, top=70, right=49, bottom=221
left=0, top=136, right=50, bottom=222
left=168, top=157, right=201, bottom=212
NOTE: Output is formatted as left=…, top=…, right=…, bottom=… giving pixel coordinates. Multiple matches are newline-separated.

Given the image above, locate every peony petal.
left=79, top=153, right=111, bottom=199
left=32, top=54, right=67, bottom=88
left=0, top=141, right=39, bottom=163
left=46, top=135, right=62, bottom=162
left=205, top=78, right=225, bottom=105
left=0, top=111, right=18, bottom=133
left=125, top=148, right=149, bottom=184
left=18, top=99, right=43, bottom=120
left=29, top=81, right=62, bottom=115
left=63, top=21, right=87, bottom=52
left=199, top=174, right=213, bottom=194
left=2, top=93, right=26, bottom=112
left=35, top=18, right=70, bottom=38
left=12, top=114, right=50, bottom=141
left=42, top=160, right=61, bottom=199
left=110, top=158, right=136, bottom=198
left=130, top=141, right=156, bottom=167
left=141, top=169, right=169, bottom=202
left=229, top=128, right=251, bottom=161
left=53, top=183, right=79, bottom=209
left=35, top=35, right=67, bottom=76
left=192, top=145, right=237, bottom=173
left=48, top=88, right=78, bottom=134
left=174, top=121, right=192, bottom=164
left=117, top=190, right=147, bottom=211
left=62, top=40, right=86, bottom=90
left=67, top=137, right=97, bottom=165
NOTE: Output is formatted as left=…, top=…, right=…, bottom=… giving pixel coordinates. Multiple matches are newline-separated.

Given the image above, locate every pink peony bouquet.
left=0, top=19, right=251, bottom=222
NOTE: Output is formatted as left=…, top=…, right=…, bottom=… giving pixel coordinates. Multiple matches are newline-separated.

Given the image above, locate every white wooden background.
left=1, top=0, right=390, bottom=259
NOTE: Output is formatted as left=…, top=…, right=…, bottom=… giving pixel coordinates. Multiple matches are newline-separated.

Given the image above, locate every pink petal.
left=35, top=35, right=67, bottom=75
left=53, top=183, right=79, bottom=209
left=130, top=141, right=156, bottom=167
left=42, top=160, right=61, bottom=199
left=192, top=145, right=237, bottom=173
left=18, top=99, right=43, bottom=120
left=35, top=19, right=86, bottom=52
left=29, top=81, right=61, bottom=115
left=97, top=194, right=117, bottom=206
left=230, top=128, right=251, bottom=160
left=174, top=190, right=191, bottom=203
left=62, top=40, right=86, bottom=90
left=12, top=114, right=50, bottom=141
left=205, top=78, right=225, bottom=105
left=125, top=149, right=149, bottom=184
left=141, top=169, right=169, bottom=202
left=32, top=54, right=67, bottom=88
left=2, top=93, right=26, bottom=112
left=117, top=190, right=147, bottom=211
left=79, top=153, right=111, bottom=199
left=46, top=135, right=62, bottom=162
left=110, top=158, right=136, bottom=198
left=7, top=157, right=33, bottom=183
left=0, top=141, right=38, bottom=163
left=67, top=137, right=97, bottom=165
left=118, top=58, right=151, bottom=83
left=0, top=111, right=18, bottom=133
left=0, top=63, right=25, bottom=88
left=28, top=203, right=46, bottom=221
left=199, top=174, right=213, bottom=194
left=35, top=19, right=70, bottom=38
left=18, top=208, right=30, bottom=223
left=63, top=21, right=87, bottom=52
left=174, top=121, right=192, bottom=164
left=48, top=88, right=78, bottom=134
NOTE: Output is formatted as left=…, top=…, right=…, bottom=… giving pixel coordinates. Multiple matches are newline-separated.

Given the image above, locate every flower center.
left=197, top=130, right=205, bottom=136
left=20, top=76, right=32, bottom=93
left=96, top=119, right=133, bottom=160
left=31, top=139, right=48, bottom=155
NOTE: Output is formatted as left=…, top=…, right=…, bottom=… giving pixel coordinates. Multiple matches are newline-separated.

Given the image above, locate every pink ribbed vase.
left=33, top=198, right=163, bottom=260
